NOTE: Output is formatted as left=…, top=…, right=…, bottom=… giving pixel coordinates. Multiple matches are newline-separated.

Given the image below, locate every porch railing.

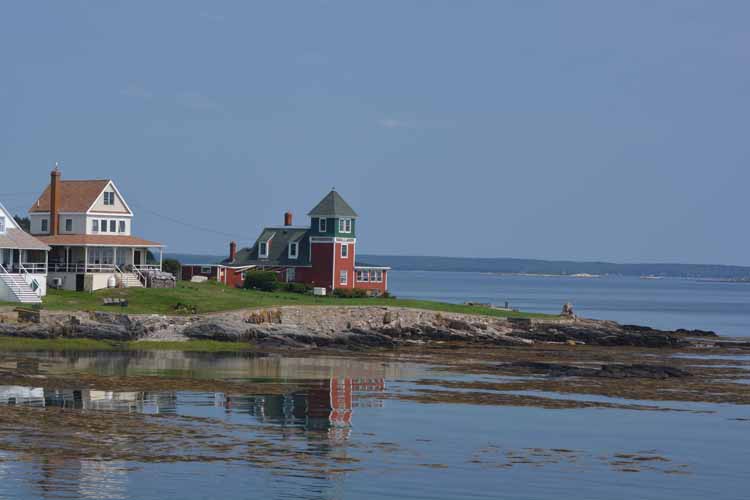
left=46, top=263, right=162, bottom=273
left=0, top=263, right=47, bottom=274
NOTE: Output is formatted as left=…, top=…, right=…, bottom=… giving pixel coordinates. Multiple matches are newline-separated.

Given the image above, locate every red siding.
left=297, top=242, right=334, bottom=289
left=333, top=241, right=355, bottom=289
left=353, top=269, right=388, bottom=294
left=181, top=265, right=219, bottom=281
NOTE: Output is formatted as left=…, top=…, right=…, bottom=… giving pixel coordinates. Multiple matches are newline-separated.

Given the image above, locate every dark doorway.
left=134, top=251, right=142, bottom=266
left=75, top=274, right=85, bottom=292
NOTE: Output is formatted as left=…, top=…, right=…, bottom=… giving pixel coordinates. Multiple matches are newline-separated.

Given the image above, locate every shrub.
left=332, top=288, right=369, bottom=299
left=282, top=282, right=312, bottom=294
left=162, top=258, right=181, bottom=277
left=244, top=271, right=279, bottom=292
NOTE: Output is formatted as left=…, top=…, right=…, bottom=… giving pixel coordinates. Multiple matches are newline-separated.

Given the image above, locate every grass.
left=0, top=336, right=255, bottom=352
left=1, top=280, right=552, bottom=319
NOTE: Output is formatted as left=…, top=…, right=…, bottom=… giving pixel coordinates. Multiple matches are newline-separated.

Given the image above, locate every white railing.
left=18, top=264, right=42, bottom=296
left=49, top=263, right=121, bottom=273
left=0, top=263, right=47, bottom=274
left=20, top=262, right=47, bottom=274
left=134, top=264, right=161, bottom=272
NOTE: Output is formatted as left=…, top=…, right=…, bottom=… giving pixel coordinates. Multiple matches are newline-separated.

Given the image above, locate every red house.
left=221, top=190, right=389, bottom=294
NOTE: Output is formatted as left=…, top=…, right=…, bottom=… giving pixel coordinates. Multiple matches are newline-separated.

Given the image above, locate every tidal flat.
left=0, top=343, right=748, bottom=499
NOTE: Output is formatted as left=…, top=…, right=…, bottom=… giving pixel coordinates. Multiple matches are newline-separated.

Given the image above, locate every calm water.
left=389, top=271, right=750, bottom=337
left=1, top=272, right=749, bottom=499
left=0, top=351, right=748, bottom=500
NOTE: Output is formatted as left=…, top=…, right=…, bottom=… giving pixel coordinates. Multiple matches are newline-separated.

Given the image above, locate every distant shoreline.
left=167, top=253, right=750, bottom=281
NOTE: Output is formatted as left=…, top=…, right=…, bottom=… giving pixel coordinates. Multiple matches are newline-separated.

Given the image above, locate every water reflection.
left=0, top=377, right=385, bottom=436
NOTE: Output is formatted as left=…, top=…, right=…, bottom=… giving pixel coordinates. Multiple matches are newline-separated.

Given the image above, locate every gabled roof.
left=307, top=190, right=358, bottom=218
left=222, top=227, right=311, bottom=267
left=29, top=179, right=130, bottom=214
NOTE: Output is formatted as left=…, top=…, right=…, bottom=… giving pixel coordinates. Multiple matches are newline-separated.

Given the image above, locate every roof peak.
left=307, top=190, right=358, bottom=218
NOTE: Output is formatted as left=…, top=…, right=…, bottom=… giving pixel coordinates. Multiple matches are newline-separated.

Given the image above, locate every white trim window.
left=288, top=241, right=299, bottom=259
left=65, top=218, right=73, bottom=232
left=259, top=241, right=269, bottom=258
left=338, top=218, right=352, bottom=233
left=103, top=191, right=115, bottom=206
left=200, top=266, right=212, bottom=274
left=373, top=270, right=383, bottom=282
left=318, top=218, right=327, bottom=232
left=118, top=220, right=126, bottom=233
left=339, top=270, right=348, bottom=286
left=0, top=216, right=5, bottom=234
left=109, top=220, right=116, bottom=233
left=92, top=219, right=99, bottom=232
left=356, top=270, right=369, bottom=282
left=286, top=267, right=296, bottom=282
left=41, top=219, right=49, bottom=233
left=101, top=219, right=108, bottom=233
left=340, top=243, right=349, bottom=259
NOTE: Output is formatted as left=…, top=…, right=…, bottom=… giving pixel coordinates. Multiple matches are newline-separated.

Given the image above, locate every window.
left=339, top=270, right=348, bottom=286
left=103, top=191, right=115, bottom=206
left=341, top=244, right=349, bottom=258
left=118, top=220, right=125, bottom=233
left=65, top=219, right=73, bottom=232
left=318, top=218, right=327, bottom=232
left=200, top=266, right=212, bottom=274
left=286, top=267, right=296, bottom=282
left=41, top=219, right=49, bottom=233
left=357, top=270, right=369, bottom=282
left=338, top=218, right=352, bottom=233
left=109, top=220, right=116, bottom=233
left=288, top=242, right=299, bottom=259
left=0, top=216, right=5, bottom=234
left=259, top=241, right=269, bottom=258
left=101, top=220, right=108, bottom=233
left=373, top=270, right=383, bottom=282
left=92, top=219, right=99, bottom=232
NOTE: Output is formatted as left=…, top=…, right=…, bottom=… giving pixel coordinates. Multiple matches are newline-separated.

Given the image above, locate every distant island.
left=166, top=253, right=750, bottom=281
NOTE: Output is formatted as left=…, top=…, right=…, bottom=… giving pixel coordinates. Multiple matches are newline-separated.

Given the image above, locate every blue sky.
left=1, top=1, right=748, bottom=264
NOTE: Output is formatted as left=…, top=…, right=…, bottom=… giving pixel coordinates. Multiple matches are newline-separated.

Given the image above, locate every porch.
left=0, top=248, right=48, bottom=275
left=47, top=245, right=163, bottom=274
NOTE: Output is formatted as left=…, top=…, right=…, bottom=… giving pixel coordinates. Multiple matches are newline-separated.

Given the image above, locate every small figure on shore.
left=561, top=303, right=576, bottom=319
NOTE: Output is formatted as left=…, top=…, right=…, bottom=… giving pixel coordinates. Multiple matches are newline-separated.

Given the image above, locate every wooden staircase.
left=0, top=272, right=42, bottom=304
left=118, top=272, right=145, bottom=288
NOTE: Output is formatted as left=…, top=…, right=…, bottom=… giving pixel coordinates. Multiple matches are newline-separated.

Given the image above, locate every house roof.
left=29, top=179, right=127, bottom=214
left=222, top=227, right=311, bottom=267
left=0, top=229, right=51, bottom=251
left=307, top=190, right=358, bottom=218
left=36, top=235, right=163, bottom=248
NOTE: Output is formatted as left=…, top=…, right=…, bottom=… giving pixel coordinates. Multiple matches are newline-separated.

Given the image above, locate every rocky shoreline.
left=0, top=305, right=727, bottom=350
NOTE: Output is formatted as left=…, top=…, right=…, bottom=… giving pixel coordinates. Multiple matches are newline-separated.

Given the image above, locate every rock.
left=503, top=362, right=691, bottom=379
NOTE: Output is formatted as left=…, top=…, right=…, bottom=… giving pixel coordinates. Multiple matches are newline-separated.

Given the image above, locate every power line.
left=128, top=200, right=245, bottom=240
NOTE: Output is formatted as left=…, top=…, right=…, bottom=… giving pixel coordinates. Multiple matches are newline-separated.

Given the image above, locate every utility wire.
left=128, top=200, right=246, bottom=241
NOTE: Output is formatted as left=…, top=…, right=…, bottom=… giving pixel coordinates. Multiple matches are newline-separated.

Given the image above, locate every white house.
left=0, top=200, right=49, bottom=303
left=28, top=167, right=165, bottom=292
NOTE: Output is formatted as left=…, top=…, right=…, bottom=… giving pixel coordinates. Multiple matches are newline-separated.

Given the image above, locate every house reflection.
left=0, top=376, right=385, bottom=436
left=218, top=377, right=385, bottom=438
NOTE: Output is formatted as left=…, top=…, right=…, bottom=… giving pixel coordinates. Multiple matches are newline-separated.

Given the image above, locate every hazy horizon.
left=3, top=1, right=748, bottom=265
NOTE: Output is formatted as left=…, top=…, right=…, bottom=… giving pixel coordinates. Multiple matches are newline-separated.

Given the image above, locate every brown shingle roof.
left=0, top=229, right=51, bottom=251
left=36, top=235, right=163, bottom=247
left=29, top=180, right=114, bottom=213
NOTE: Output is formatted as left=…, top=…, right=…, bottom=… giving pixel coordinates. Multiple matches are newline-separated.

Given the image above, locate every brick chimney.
left=229, top=241, right=237, bottom=261
left=49, top=166, right=61, bottom=235
left=284, top=211, right=293, bottom=227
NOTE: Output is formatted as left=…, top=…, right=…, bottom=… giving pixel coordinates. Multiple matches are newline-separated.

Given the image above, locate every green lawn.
left=3, top=281, right=552, bottom=319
